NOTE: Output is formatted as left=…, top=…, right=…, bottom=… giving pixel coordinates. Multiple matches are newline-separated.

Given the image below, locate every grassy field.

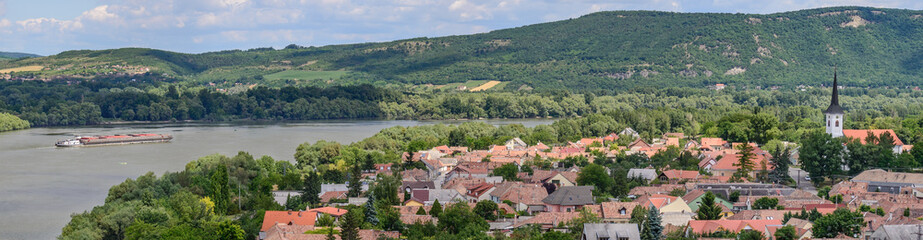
left=470, top=80, right=502, bottom=91
left=0, top=65, right=43, bottom=73
left=263, top=70, right=348, bottom=81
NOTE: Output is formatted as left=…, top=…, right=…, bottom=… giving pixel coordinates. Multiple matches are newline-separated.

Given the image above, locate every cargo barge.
left=55, top=134, right=173, bottom=147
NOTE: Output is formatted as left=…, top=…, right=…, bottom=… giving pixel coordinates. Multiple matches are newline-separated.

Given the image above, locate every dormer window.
left=620, top=208, right=627, bottom=215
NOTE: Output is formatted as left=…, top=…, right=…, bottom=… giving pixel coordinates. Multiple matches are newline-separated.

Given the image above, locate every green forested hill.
left=0, top=51, right=41, bottom=59
left=3, top=6, right=923, bottom=90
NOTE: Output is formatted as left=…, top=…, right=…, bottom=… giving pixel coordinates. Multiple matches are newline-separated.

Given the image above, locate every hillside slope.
left=2, top=7, right=923, bottom=90
left=0, top=51, right=41, bottom=59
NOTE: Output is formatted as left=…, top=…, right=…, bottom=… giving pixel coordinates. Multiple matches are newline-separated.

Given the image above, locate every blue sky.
left=1, top=0, right=921, bottom=55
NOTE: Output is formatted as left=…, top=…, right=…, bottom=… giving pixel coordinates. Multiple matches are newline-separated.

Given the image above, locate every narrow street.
left=789, top=167, right=817, bottom=194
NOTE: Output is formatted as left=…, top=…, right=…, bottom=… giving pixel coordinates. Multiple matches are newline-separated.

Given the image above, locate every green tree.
left=731, top=143, right=756, bottom=182
left=317, top=214, right=335, bottom=227
left=208, top=166, right=230, bottom=214
left=326, top=226, right=336, bottom=240
left=641, top=206, right=662, bottom=240
left=696, top=192, right=723, bottom=220
left=630, top=205, right=648, bottom=225
left=577, top=164, right=614, bottom=196
left=812, top=208, right=864, bottom=238
left=737, top=229, right=765, bottom=240
left=800, top=130, right=844, bottom=185
left=377, top=200, right=404, bottom=231
left=339, top=210, right=362, bottom=240
left=473, top=200, right=499, bottom=221
left=729, top=191, right=740, bottom=202
left=774, top=225, right=797, bottom=240
left=302, top=172, right=321, bottom=205
left=415, top=207, right=426, bottom=215
left=430, top=199, right=443, bottom=217
left=566, top=208, right=601, bottom=238
left=217, top=221, right=246, bottom=240
left=769, top=146, right=792, bottom=184
left=438, top=203, right=488, bottom=234
left=365, top=191, right=379, bottom=226
left=294, top=140, right=342, bottom=167
left=448, top=128, right=467, bottom=147
left=348, top=165, right=362, bottom=197
left=491, top=163, right=520, bottom=181
left=752, top=197, right=778, bottom=210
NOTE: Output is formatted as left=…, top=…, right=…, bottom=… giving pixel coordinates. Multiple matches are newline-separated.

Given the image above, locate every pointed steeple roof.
left=824, top=67, right=844, bottom=114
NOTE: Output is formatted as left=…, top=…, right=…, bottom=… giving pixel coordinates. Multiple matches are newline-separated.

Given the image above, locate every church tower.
left=824, top=68, right=844, bottom=138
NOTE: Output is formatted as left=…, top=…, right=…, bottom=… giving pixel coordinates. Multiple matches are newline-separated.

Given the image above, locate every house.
left=842, top=129, right=905, bottom=154
left=405, top=189, right=466, bottom=206
left=490, top=182, right=549, bottom=213
left=307, top=207, right=348, bottom=222
left=659, top=170, right=701, bottom=183
left=627, top=169, right=658, bottom=182
left=543, top=186, right=595, bottom=212
left=373, top=163, right=393, bottom=175
left=505, top=137, right=529, bottom=150
left=635, top=194, right=679, bottom=209
left=445, top=164, right=489, bottom=182
left=598, top=202, right=640, bottom=223
left=465, top=182, right=496, bottom=202
left=400, top=214, right=437, bottom=225
left=683, top=189, right=734, bottom=219
left=401, top=181, right=436, bottom=194
left=851, top=169, right=923, bottom=194
left=658, top=197, right=695, bottom=227
left=260, top=211, right=317, bottom=239
left=869, top=224, right=923, bottom=240
left=784, top=218, right=814, bottom=239
left=530, top=170, right=579, bottom=187
left=319, top=191, right=347, bottom=203
left=582, top=223, right=641, bottom=240
left=686, top=219, right=782, bottom=239
left=709, top=147, right=772, bottom=180
left=510, top=212, right=581, bottom=230
left=263, top=225, right=399, bottom=240
left=620, top=128, right=640, bottom=138
left=699, top=138, right=728, bottom=151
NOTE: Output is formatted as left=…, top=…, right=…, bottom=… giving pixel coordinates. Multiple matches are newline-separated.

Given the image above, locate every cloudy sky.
left=1, top=0, right=921, bottom=55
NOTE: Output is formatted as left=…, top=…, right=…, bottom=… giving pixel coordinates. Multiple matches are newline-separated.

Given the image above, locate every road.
left=789, top=167, right=817, bottom=194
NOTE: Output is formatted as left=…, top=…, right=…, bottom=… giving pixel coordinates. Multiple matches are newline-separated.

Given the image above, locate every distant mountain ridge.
left=2, top=6, right=923, bottom=90
left=0, top=51, right=41, bottom=59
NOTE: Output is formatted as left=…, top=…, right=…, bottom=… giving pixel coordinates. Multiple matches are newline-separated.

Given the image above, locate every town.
left=256, top=76, right=923, bottom=240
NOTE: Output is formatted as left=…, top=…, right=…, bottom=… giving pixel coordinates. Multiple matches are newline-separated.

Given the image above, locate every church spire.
left=824, top=67, right=844, bottom=114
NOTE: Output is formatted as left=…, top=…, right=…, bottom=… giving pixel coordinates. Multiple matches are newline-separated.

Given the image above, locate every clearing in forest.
left=470, top=80, right=502, bottom=91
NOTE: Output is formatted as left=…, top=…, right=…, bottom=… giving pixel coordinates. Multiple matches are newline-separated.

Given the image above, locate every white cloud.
left=16, top=18, right=82, bottom=32
left=448, top=0, right=491, bottom=20
left=81, top=5, right=119, bottom=22
left=0, top=0, right=6, bottom=17
left=0, top=18, right=9, bottom=28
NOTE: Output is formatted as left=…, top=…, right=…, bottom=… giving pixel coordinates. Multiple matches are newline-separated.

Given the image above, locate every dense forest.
left=3, top=7, right=923, bottom=90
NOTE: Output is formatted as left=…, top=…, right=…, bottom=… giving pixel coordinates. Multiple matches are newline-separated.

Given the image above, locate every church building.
left=823, top=70, right=908, bottom=154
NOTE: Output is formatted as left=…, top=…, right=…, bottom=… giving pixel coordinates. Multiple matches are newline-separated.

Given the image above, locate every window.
left=835, top=120, right=839, bottom=127
left=827, top=120, right=830, bottom=127
left=620, top=208, right=627, bottom=215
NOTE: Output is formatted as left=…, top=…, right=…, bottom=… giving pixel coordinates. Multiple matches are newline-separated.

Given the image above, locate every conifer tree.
left=430, top=199, right=443, bottom=217
left=731, top=143, right=756, bottom=182
left=696, top=192, right=723, bottom=220
left=339, top=210, right=361, bottom=240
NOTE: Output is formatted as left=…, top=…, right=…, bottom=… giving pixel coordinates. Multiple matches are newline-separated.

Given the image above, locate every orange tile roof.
left=843, top=129, right=904, bottom=145
left=261, top=211, right=318, bottom=232
left=308, top=207, right=348, bottom=217
left=661, top=170, right=700, bottom=180
left=687, top=219, right=782, bottom=235
left=700, top=138, right=727, bottom=148
left=319, top=191, right=347, bottom=203
left=601, top=202, right=639, bottom=219
left=711, top=150, right=772, bottom=171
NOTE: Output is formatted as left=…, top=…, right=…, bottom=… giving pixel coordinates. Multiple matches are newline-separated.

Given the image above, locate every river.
left=0, top=119, right=554, bottom=240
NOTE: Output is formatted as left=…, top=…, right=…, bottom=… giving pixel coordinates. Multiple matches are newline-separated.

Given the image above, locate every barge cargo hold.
left=55, top=134, right=173, bottom=147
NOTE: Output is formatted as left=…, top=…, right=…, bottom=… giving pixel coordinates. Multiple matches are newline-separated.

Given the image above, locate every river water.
left=0, top=119, right=554, bottom=240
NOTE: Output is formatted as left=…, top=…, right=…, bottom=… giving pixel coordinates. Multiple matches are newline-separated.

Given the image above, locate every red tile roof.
left=261, top=211, right=318, bottom=232
left=600, top=202, right=639, bottom=219
left=842, top=129, right=904, bottom=145
left=320, top=191, right=347, bottom=203
left=661, top=170, right=700, bottom=180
